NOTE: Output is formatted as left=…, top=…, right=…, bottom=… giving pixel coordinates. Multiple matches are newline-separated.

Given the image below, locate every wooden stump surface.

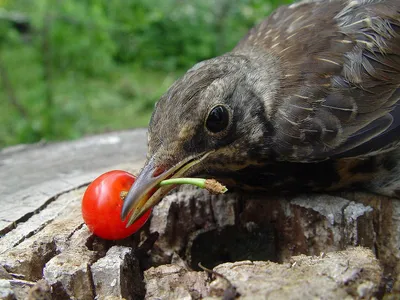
left=0, top=129, right=400, bottom=299
left=0, top=129, right=147, bottom=235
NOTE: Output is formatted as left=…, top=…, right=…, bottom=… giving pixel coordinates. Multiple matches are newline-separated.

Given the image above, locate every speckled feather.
left=234, top=0, right=400, bottom=161
left=146, top=0, right=400, bottom=196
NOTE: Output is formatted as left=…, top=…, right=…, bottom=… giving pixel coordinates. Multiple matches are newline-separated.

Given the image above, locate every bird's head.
left=121, top=51, right=280, bottom=225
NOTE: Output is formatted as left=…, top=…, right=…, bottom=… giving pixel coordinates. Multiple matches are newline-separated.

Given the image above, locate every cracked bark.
left=0, top=129, right=399, bottom=299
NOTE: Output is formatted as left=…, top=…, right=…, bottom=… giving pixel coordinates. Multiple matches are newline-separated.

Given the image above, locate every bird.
left=121, top=0, right=400, bottom=226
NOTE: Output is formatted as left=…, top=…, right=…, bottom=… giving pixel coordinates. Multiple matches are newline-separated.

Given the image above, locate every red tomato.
left=82, top=170, right=151, bottom=240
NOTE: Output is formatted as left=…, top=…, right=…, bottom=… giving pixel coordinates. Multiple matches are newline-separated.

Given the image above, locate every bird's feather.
left=234, top=0, right=400, bottom=162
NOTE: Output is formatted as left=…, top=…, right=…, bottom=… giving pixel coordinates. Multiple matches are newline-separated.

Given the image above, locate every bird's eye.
left=205, top=105, right=230, bottom=134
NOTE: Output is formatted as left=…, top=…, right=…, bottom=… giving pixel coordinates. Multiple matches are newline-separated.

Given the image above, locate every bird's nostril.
left=152, top=166, right=166, bottom=177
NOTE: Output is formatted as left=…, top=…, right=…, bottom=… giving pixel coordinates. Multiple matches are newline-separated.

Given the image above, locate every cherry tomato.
left=82, top=170, right=151, bottom=240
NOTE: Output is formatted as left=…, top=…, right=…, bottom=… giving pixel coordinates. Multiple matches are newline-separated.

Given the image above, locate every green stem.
left=120, top=178, right=227, bottom=201
left=159, top=178, right=206, bottom=189
left=160, top=178, right=227, bottom=194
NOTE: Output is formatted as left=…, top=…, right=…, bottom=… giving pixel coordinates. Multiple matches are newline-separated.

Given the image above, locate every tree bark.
left=0, top=129, right=399, bottom=299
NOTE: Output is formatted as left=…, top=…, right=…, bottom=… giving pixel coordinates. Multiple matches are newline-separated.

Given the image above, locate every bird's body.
left=122, top=0, right=400, bottom=224
left=202, top=0, right=400, bottom=195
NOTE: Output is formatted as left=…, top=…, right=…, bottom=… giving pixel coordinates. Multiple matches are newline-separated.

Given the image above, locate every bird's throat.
left=210, top=156, right=387, bottom=194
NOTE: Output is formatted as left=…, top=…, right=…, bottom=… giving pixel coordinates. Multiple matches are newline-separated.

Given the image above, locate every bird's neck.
left=211, top=151, right=400, bottom=196
left=230, top=49, right=282, bottom=120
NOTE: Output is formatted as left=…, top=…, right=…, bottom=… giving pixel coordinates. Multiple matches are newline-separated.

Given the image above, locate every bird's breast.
left=212, top=155, right=393, bottom=194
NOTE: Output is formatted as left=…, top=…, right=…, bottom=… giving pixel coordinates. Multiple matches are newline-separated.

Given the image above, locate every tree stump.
left=0, top=129, right=399, bottom=299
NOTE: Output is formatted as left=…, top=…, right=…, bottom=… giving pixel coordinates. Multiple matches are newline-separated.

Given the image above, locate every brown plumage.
left=234, top=0, right=400, bottom=161
left=122, top=0, right=400, bottom=225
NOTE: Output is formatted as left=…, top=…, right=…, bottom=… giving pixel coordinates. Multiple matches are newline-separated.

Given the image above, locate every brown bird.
left=122, top=0, right=400, bottom=225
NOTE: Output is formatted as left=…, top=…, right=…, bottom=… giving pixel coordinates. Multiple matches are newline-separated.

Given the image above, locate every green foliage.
left=109, top=0, right=293, bottom=71
left=0, top=0, right=294, bottom=148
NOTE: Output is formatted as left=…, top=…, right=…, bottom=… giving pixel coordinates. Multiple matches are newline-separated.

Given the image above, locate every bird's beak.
left=121, top=151, right=212, bottom=226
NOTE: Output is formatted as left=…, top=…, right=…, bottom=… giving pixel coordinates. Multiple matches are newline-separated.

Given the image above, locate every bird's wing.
left=234, top=0, right=400, bottom=162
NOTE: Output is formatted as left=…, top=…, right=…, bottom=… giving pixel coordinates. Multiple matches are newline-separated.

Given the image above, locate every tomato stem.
left=120, top=178, right=228, bottom=201
left=120, top=191, right=128, bottom=200
left=159, top=178, right=227, bottom=194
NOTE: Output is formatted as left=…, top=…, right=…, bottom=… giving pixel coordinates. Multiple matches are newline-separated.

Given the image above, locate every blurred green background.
left=0, top=0, right=293, bottom=148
